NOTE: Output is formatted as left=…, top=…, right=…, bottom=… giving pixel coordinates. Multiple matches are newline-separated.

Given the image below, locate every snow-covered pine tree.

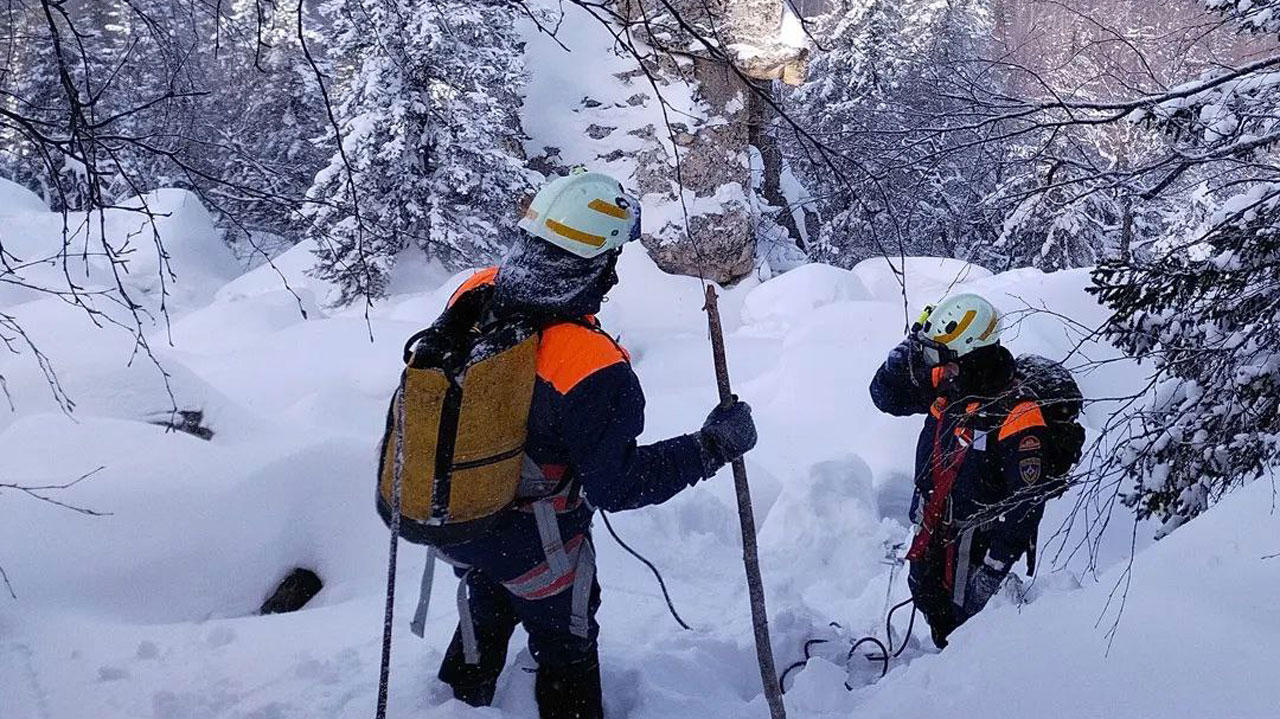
left=966, top=0, right=1194, bottom=272
left=1, top=0, right=327, bottom=253
left=0, top=5, right=60, bottom=203
left=306, top=0, right=531, bottom=305
left=186, top=1, right=330, bottom=258
left=977, top=121, right=1179, bottom=272
left=785, top=0, right=1000, bottom=266
left=785, top=1, right=908, bottom=264
left=978, top=156, right=1114, bottom=272
left=1091, top=0, right=1280, bottom=534
left=0, top=0, right=136, bottom=209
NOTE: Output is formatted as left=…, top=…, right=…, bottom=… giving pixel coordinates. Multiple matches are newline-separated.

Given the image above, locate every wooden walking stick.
left=703, top=285, right=787, bottom=719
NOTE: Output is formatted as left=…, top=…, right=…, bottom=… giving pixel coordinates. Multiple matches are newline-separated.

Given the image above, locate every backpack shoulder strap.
left=404, top=282, right=499, bottom=364
left=449, top=268, right=499, bottom=307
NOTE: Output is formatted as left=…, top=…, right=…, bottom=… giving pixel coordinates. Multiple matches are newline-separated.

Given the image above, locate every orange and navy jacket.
left=440, top=269, right=708, bottom=580
left=870, top=340, right=1048, bottom=567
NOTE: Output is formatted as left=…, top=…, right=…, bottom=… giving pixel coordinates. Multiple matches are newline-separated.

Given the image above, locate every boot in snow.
left=535, top=658, right=603, bottom=719
left=437, top=622, right=513, bottom=707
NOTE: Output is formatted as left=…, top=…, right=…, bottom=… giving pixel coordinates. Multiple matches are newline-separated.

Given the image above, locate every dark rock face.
left=260, top=568, right=323, bottom=615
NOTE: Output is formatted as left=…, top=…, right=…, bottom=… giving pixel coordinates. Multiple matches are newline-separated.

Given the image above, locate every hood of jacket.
left=946, top=343, right=1017, bottom=403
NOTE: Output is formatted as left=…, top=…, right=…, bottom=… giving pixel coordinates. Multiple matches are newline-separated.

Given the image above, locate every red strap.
left=907, top=410, right=970, bottom=564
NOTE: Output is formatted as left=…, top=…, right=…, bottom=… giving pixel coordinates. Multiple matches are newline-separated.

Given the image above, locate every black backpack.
left=1012, top=354, right=1086, bottom=480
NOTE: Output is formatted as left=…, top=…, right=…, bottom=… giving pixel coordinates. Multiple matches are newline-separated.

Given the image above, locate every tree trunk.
left=748, top=80, right=804, bottom=250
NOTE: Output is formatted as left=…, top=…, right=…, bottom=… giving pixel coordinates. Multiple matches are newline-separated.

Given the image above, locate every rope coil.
left=778, top=598, right=917, bottom=695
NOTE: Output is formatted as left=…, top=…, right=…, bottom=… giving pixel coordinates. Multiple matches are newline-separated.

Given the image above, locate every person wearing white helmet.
left=870, top=292, right=1051, bottom=648
left=433, top=168, right=757, bottom=718
left=517, top=168, right=641, bottom=258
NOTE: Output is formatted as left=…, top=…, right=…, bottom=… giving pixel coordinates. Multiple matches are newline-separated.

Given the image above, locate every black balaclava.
left=491, top=230, right=620, bottom=320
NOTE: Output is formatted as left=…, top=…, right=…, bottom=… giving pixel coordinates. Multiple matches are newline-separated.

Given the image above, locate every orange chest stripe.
left=536, top=323, right=630, bottom=395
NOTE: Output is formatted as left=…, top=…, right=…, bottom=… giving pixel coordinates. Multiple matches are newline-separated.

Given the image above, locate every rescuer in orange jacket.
left=870, top=293, right=1049, bottom=648
left=434, top=170, right=757, bottom=718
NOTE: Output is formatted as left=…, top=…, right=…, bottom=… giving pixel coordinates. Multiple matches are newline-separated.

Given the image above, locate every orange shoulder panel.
left=537, top=322, right=630, bottom=395
left=998, top=400, right=1047, bottom=441
left=448, top=267, right=499, bottom=307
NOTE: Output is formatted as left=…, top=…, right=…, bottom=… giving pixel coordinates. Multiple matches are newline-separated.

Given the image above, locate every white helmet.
left=914, top=292, right=1001, bottom=361
left=518, top=168, right=639, bottom=258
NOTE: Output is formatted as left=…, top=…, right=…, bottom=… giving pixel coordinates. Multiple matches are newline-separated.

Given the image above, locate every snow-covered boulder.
left=740, top=263, right=871, bottom=329
left=217, top=239, right=326, bottom=303
left=852, top=256, right=994, bottom=303
left=0, top=177, right=48, bottom=215
left=0, top=188, right=238, bottom=314
left=165, top=289, right=322, bottom=355
left=725, top=0, right=810, bottom=85
left=105, top=190, right=240, bottom=309
left=0, top=297, right=266, bottom=438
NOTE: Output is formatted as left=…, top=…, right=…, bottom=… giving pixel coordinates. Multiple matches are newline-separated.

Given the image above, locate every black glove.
left=898, top=338, right=938, bottom=389
left=697, top=398, right=757, bottom=475
left=962, top=557, right=1007, bottom=618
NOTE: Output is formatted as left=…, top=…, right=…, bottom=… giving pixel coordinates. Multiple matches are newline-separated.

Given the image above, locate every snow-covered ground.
left=2, top=181, right=1277, bottom=719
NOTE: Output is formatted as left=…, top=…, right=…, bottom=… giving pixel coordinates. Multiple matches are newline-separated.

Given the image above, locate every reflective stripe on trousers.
left=411, top=501, right=597, bottom=667
left=569, top=540, right=596, bottom=639
left=410, top=547, right=437, bottom=638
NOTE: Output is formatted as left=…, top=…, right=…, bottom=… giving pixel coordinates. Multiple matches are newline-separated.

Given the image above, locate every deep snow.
left=2, top=183, right=1277, bottom=719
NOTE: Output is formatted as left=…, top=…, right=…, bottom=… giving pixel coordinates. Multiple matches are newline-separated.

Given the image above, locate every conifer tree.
left=786, top=0, right=1001, bottom=265
left=1091, top=0, right=1280, bottom=533
left=306, top=0, right=532, bottom=304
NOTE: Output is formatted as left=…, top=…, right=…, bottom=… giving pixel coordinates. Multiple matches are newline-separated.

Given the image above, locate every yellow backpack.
left=375, top=284, right=539, bottom=546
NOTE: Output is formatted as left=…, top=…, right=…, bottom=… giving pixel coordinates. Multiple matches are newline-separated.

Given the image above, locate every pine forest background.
left=6, top=0, right=1280, bottom=535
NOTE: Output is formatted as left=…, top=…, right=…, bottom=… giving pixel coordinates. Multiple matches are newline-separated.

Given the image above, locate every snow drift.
left=1, top=193, right=1275, bottom=719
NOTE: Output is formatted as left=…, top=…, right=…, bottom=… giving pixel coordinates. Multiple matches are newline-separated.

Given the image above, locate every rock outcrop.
left=260, top=568, right=323, bottom=615
left=614, top=0, right=808, bottom=283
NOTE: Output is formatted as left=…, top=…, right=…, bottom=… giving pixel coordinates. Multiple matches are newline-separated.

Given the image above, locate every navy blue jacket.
left=870, top=341, right=1048, bottom=567
left=441, top=269, right=708, bottom=580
